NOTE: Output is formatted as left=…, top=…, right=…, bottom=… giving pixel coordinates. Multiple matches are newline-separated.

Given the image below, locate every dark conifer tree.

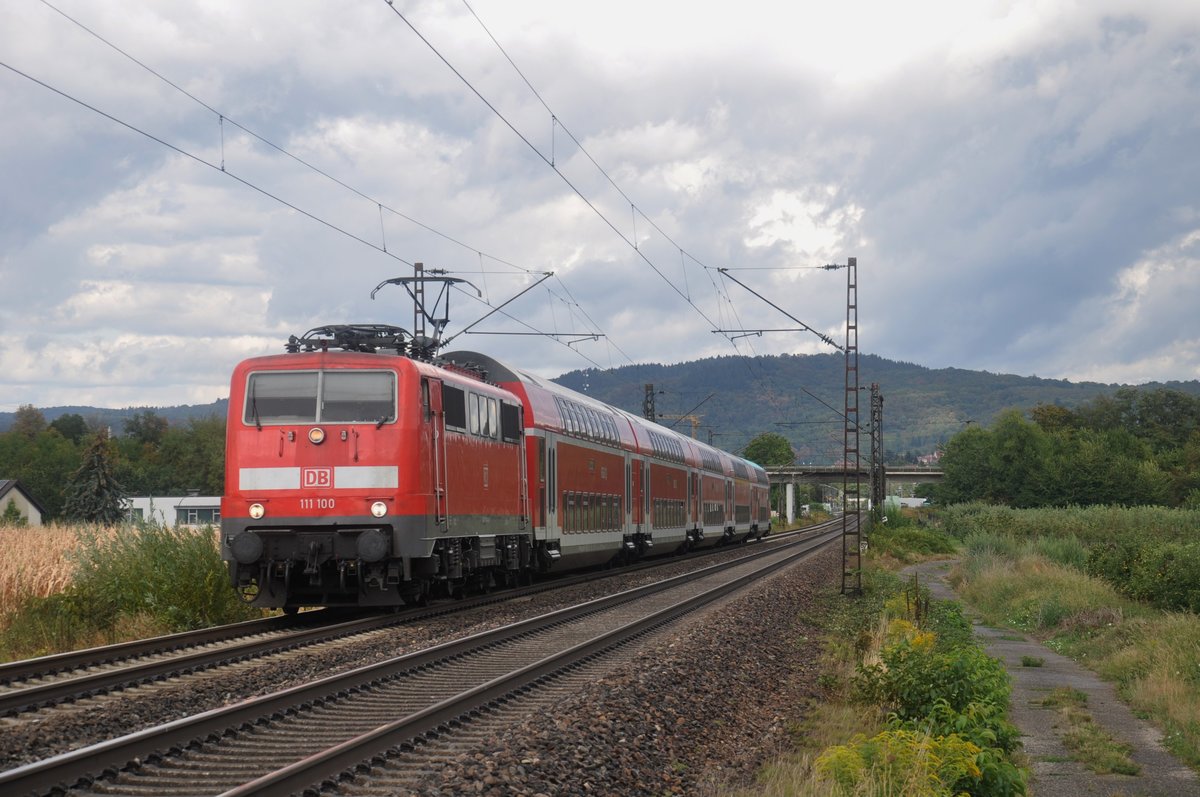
left=63, top=429, right=127, bottom=524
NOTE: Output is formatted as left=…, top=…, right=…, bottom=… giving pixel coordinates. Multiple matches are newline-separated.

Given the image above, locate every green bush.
left=900, top=697, right=1021, bottom=756
left=1085, top=540, right=1140, bottom=593
left=1126, top=542, right=1200, bottom=613
left=926, top=599, right=975, bottom=651
left=941, top=503, right=1200, bottom=546
left=858, top=637, right=1011, bottom=720
left=817, top=728, right=983, bottom=796
left=1, top=522, right=258, bottom=658
left=1087, top=540, right=1200, bottom=613
left=67, top=522, right=257, bottom=631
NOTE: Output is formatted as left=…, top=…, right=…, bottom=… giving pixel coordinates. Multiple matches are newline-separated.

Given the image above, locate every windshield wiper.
left=250, top=386, right=262, bottom=431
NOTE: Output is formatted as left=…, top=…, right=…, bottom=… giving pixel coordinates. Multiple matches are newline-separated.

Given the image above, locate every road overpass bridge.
left=764, top=465, right=944, bottom=495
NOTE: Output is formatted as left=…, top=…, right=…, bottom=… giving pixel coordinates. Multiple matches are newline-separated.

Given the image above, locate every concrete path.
left=901, top=560, right=1199, bottom=797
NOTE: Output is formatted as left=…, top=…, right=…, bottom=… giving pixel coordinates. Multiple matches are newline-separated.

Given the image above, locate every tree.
left=1030, top=403, right=1073, bottom=433
left=934, top=425, right=993, bottom=505
left=12, top=405, right=46, bottom=438
left=157, top=416, right=227, bottom=495
left=986, top=410, right=1050, bottom=507
left=124, top=410, right=169, bottom=447
left=63, top=429, right=127, bottom=524
left=49, top=413, right=89, bottom=444
left=0, top=428, right=79, bottom=519
left=744, top=432, right=794, bottom=466
left=2, top=497, right=26, bottom=526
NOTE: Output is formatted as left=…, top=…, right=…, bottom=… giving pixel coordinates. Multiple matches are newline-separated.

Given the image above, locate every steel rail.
left=0, top=614, right=302, bottom=685
left=224, top=527, right=839, bottom=797
left=0, top=520, right=834, bottom=717
left=0, top=525, right=842, bottom=797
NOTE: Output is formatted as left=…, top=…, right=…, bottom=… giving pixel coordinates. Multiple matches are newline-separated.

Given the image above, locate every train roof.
left=442, top=350, right=763, bottom=477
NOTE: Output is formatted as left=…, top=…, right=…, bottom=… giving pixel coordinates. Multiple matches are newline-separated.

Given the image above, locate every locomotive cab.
left=221, top=333, right=532, bottom=610
left=221, top=355, right=418, bottom=607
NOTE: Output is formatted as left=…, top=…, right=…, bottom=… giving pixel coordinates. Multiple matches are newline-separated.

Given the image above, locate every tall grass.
left=0, top=521, right=259, bottom=661
left=959, top=531, right=1087, bottom=576
left=0, top=523, right=110, bottom=620
left=940, top=502, right=1200, bottom=545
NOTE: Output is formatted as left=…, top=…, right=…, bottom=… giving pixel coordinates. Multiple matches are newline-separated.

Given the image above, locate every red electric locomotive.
left=221, top=325, right=770, bottom=610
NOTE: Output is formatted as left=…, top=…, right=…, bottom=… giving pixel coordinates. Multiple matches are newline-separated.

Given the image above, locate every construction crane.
left=659, top=413, right=703, bottom=439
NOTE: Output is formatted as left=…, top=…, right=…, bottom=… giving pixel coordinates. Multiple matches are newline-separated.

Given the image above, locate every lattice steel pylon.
left=643, top=384, right=657, bottom=422
left=870, top=383, right=884, bottom=510
left=842, top=257, right=862, bottom=596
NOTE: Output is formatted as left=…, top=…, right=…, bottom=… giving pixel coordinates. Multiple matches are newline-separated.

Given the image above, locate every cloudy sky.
left=2, top=0, right=1198, bottom=412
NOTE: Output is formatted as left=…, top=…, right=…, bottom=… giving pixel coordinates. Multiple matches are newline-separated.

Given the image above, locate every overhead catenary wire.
left=28, top=0, right=846, bottom=427
left=0, top=59, right=613, bottom=373
left=21, top=0, right=636, bottom=372
left=381, top=0, right=738, bottom=350
left=47, top=0, right=804, bottom=401
left=0, top=59, right=417, bottom=268
left=440, top=6, right=852, bottom=416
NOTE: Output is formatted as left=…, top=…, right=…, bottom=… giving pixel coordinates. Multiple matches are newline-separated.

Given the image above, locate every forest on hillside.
left=554, top=353, right=1200, bottom=462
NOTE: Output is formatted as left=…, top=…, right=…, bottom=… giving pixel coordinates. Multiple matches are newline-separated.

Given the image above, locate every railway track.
left=0, top=524, right=841, bottom=796
left=0, top=522, right=837, bottom=719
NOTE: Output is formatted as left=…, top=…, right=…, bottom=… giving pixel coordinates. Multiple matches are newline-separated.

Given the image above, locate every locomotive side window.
left=500, top=402, right=521, bottom=442
left=468, top=393, right=480, bottom=434
left=322, top=371, right=395, bottom=423
left=443, top=385, right=467, bottom=429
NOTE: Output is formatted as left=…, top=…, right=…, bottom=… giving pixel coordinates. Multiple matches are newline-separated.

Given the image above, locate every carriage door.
left=424, top=378, right=448, bottom=527
left=690, top=472, right=698, bottom=527
left=725, top=479, right=733, bottom=526
left=630, top=459, right=643, bottom=529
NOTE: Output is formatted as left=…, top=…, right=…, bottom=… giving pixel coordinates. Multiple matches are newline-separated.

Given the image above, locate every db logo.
left=302, top=467, right=333, bottom=489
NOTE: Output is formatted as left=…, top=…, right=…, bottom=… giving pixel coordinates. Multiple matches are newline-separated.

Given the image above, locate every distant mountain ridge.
left=0, top=400, right=230, bottom=436
left=4, top=354, right=1198, bottom=462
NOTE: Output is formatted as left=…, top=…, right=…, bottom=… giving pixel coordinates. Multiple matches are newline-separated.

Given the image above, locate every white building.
left=0, top=479, right=46, bottom=526
left=127, top=494, right=221, bottom=527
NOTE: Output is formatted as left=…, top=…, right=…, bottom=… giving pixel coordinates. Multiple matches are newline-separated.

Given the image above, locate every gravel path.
left=904, top=559, right=1200, bottom=797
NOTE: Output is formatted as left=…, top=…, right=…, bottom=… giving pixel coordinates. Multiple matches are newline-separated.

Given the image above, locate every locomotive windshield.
left=244, top=370, right=396, bottom=425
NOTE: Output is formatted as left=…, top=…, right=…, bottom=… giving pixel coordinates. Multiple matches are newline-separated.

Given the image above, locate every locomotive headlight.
left=308, top=427, right=326, bottom=444
left=249, top=503, right=265, bottom=519
left=370, top=501, right=388, bottom=518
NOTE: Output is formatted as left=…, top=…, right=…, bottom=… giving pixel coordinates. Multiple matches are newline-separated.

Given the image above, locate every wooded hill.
left=4, top=354, right=1199, bottom=464
left=553, top=353, right=1200, bottom=463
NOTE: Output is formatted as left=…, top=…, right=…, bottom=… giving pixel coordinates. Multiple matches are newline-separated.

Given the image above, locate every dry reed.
left=0, top=522, right=117, bottom=623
